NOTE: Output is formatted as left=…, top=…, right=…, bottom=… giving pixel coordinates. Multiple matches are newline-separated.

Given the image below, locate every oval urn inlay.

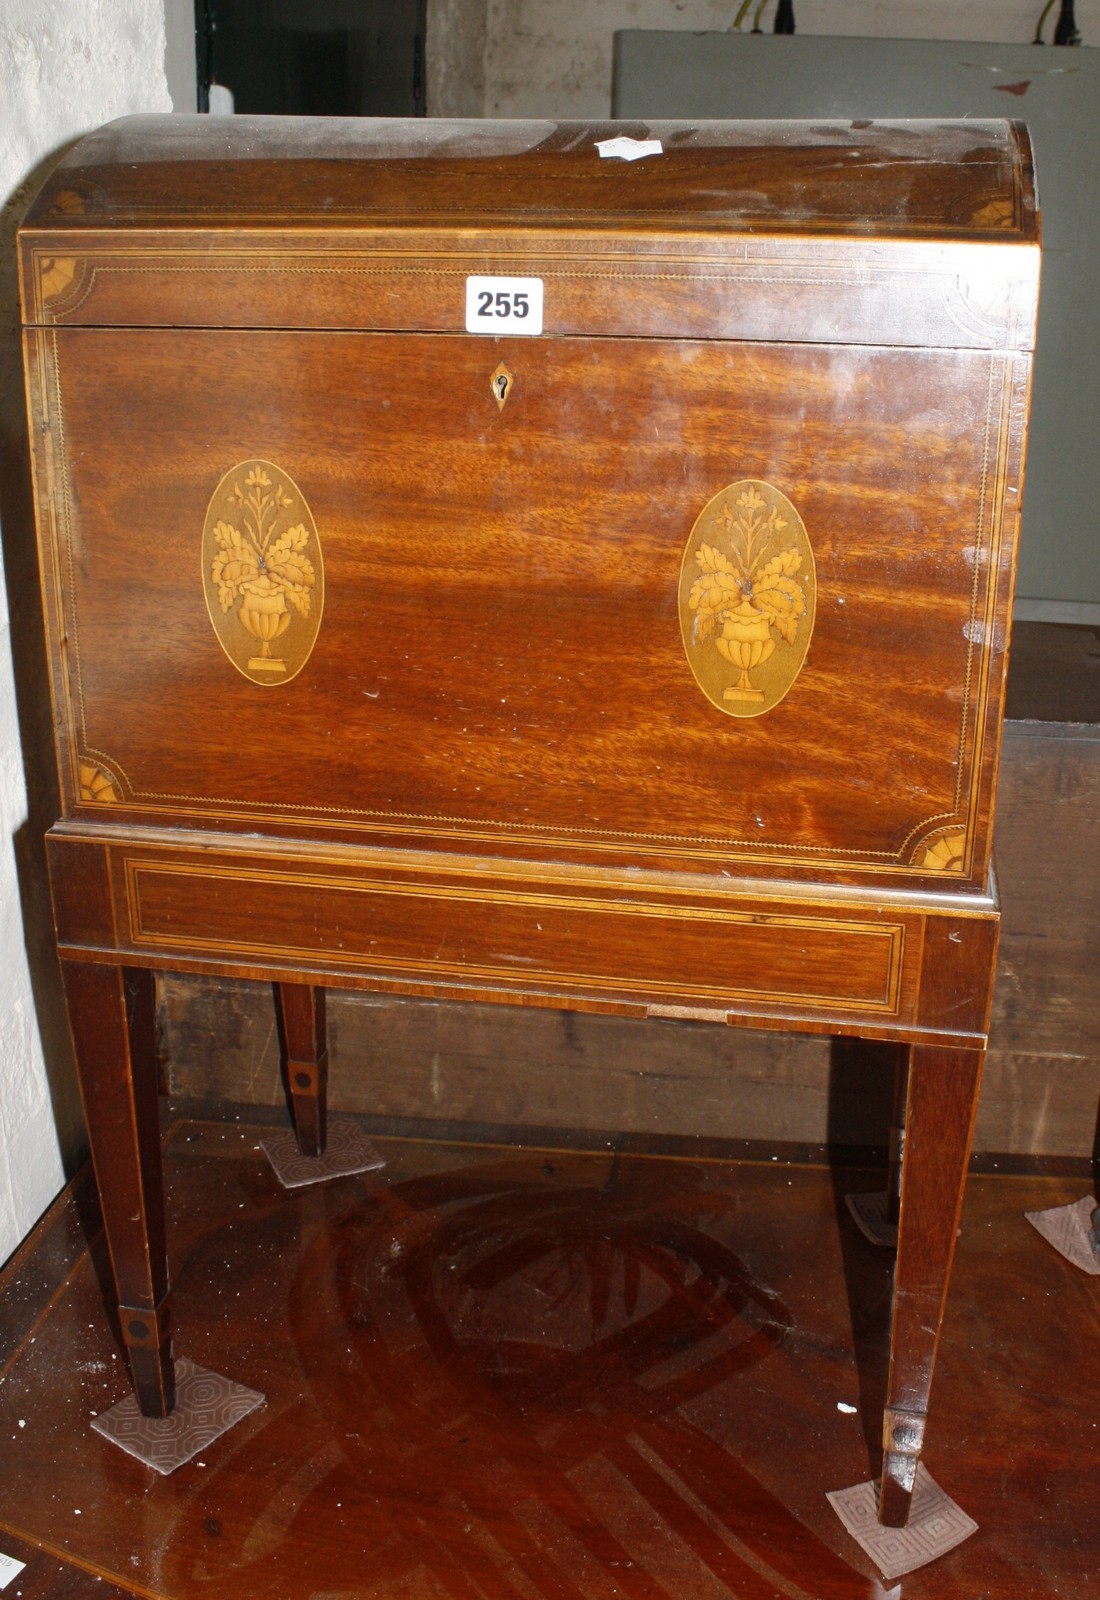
left=678, top=479, right=816, bottom=718
left=202, top=459, right=324, bottom=687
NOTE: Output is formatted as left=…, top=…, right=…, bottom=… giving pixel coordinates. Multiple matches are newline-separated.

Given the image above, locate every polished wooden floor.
left=0, top=1116, right=1096, bottom=1599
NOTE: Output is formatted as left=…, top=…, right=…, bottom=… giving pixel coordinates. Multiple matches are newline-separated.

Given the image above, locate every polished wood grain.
left=24, top=115, right=1037, bottom=236
left=0, top=1122, right=1094, bottom=1600
left=29, top=326, right=1029, bottom=891
left=275, top=981, right=328, bottom=1158
left=880, top=1043, right=984, bottom=1524
left=59, top=961, right=175, bottom=1416
left=19, top=115, right=1041, bottom=1526
left=45, top=828, right=1008, bottom=1047
left=20, top=118, right=1039, bottom=349
left=151, top=709, right=1100, bottom=1166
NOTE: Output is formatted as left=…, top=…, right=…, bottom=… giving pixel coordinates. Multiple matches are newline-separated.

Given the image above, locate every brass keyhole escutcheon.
left=491, top=362, right=514, bottom=410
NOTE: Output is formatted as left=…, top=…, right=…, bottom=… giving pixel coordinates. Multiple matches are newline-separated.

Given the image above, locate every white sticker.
left=596, top=136, right=664, bottom=162
left=465, top=276, right=544, bottom=336
left=0, top=1552, right=27, bottom=1590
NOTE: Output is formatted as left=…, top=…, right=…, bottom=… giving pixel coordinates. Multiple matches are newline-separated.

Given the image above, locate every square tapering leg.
left=275, top=981, right=329, bottom=1158
left=879, top=1042, right=984, bottom=1526
left=60, top=961, right=175, bottom=1417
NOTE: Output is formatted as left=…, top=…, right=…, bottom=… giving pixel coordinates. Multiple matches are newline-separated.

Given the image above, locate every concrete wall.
left=428, top=0, right=489, bottom=119
left=428, top=1, right=1100, bottom=117
left=0, top=1, right=173, bottom=1266
left=164, top=0, right=198, bottom=110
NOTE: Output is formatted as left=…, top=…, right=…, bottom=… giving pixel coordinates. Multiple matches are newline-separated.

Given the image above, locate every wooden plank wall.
left=162, top=718, right=1100, bottom=1162
left=980, top=720, right=1099, bottom=1157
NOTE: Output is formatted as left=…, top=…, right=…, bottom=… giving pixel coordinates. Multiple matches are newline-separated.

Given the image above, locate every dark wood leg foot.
left=878, top=1042, right=983, bottom=1526
left=880, top=1405, right=925, bottom=1526
left=275, top=982, right=328, bottom=1158
left=122, top=1294, right=176, bottom=1415
left=60, top=961, right=175, bottom=1417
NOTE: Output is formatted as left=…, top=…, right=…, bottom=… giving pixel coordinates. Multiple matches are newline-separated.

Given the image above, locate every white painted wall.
left=472, top=0, right=1100, bottom=118
left=0, top=1, right=172, bottom=1266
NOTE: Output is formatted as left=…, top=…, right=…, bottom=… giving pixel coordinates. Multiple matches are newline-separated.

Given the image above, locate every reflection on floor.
left=0, top=1117, right=1095, bottom=1599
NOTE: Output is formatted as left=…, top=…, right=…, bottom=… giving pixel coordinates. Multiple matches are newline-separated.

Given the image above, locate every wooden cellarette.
left=19, top=116, right=1040, bottom=1526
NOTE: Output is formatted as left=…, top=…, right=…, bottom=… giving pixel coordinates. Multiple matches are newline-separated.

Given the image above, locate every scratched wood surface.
left=159, top=719, right=1100, bottom=1161
left=0, top=1121, right=1094, bottom=1600
left=21, top=114, right=1036, bottom=240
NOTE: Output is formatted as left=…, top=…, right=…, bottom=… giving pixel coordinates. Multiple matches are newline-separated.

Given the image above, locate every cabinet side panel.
left=22, top=330, right=79, bottom=815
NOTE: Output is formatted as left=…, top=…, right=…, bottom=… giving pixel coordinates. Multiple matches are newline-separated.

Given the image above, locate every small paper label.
left=596, top=137, right=664, bottom=162
left=0, top=1552, right=27, bottom=1590
left=465, top=276, right=544, bottom=336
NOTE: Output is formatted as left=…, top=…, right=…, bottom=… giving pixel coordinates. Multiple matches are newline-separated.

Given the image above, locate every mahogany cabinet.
left=19, top=115, right=1039, bottom=1526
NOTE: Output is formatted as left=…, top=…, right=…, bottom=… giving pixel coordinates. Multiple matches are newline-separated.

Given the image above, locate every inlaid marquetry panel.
left=33, top=325, right=1027, bottom=890
left=201, top=458, right=324, bottom=686
left=121, top=854, right=907, bottom=1021
left=679, top=479, right=816, bottom=718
